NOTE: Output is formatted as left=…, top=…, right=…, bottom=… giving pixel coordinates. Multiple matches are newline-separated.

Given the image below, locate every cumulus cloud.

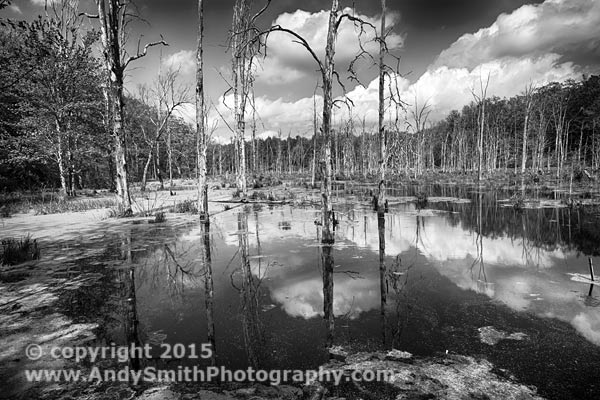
left=345, top=53, right=578, bottom=125
left=210, top=0, right=595, bottom=141
left=162, top=50, right=195, bottom=76
left=244, top=0, right=592, bottom=137
left=256, top=8, right=403, bottom=85
left=228, top=53, right=577, bottom=139
left=434, top=0, right=600, bottom=69
left=211, top=92, right=324, bottom=139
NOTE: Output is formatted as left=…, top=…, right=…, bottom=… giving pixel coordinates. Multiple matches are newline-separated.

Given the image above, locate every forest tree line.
left=2, top=2, right=600, bottom=194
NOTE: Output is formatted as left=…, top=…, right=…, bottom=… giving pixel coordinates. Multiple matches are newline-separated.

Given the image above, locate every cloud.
left=162, top=50, right=195, bottom=76
left=210, top=93, right=324, bottom=140
left=256, top=8, right=403, bottom=85
left=209, top=0, right=594, bottom=141
left=434, top=0, right=600, bottom=70
left=345, top=53, right=579, bottom=125
left=9, top=4, right=22, bottom=14
left=240, top=53, right=577, bottom=138
left=30, top=0, right=61, bottom=6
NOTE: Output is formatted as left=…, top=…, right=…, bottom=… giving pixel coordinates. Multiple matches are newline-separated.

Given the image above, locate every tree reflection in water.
left=120, top=230, right=141, bottom=369
left=236, top=209, right=264, bottom=368
left=378, top=212, right=387, bottom=345
left=201, top=221, right=216, bottom=366
left=321, top=240, right=335, bottom=348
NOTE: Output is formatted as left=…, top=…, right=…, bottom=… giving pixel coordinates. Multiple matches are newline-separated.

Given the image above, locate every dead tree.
left=521, top=83, right=535, bottom=175
left=139, top=68, right=189, bottom=192
left=197, top=0, right=209, bottom=221
left=311, top=91, right=318, bottom=188
left=85, top=0, right=166, bottom=211
left=376, top=0, right=387, bottom=215
left=253, top=0, right=375, bottom=241
left=230, top=0, right=269, bottom=195
left=471, top=72, right=490, bottom=182
left=407, top=93, right=431, bottom=176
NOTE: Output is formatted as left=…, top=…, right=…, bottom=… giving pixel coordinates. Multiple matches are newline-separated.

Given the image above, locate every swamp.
left=2, top=0, right=600, bottom=399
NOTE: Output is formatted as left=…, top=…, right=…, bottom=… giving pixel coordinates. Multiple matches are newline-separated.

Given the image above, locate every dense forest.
left=2, top=1, right=600, bottom=195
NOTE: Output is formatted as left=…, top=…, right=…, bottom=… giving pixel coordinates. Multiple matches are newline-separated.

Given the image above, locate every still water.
left=62, top=187, right=600, bottom=399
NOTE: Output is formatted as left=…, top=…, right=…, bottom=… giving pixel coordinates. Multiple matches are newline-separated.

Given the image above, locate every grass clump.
left=32, top=198, right=121, bottom=215
left=1, top=235, right=40, bottom=266
left=107, top=203, right=133, bottom=218
left=0, top=205, right=12, bottom=218
left=154, top=211, right=166, bottom=223
left=173, top=199, right=198, bottom=214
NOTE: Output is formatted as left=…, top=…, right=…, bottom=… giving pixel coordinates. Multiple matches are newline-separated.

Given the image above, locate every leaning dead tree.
left=85, top=0, right=167, bottom=211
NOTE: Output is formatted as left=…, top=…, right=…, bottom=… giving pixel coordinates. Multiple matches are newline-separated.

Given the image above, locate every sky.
left=3, top=0, right=600, bottom=141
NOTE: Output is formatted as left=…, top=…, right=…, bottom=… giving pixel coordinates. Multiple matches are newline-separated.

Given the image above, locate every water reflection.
left=121, top=196, right=600, bottom=380
left=201, top=222, right=216, bottom=366
left=377, top=213, right=387, bottom=345
left=321, top=240, right=335, bottom=347
left=121, top=233, right=141, bottom=370
left=237, top=210, right=264, bottom=368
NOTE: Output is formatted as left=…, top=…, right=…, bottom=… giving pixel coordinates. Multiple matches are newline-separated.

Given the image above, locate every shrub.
left=107, top=203, right=133, bottom=218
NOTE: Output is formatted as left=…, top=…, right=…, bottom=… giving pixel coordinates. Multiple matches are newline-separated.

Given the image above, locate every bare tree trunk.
left=472, top=74, right=489, bottom=183
left=94, top=0, right=166, bottom=211
left=277, top=130, right=282, bottom=174
left=376, top=0, right=387, bottom=215
left=311, top=93, right=318, bottom=188
left=251, top=88, right=257, bottom=173
left=197, top=0, right=209, bottom=221
left=55, top=119, right=69, bottom=197
left=112, top=79, right=132, bottom=206
left=231, top=0, right=253, bottom=196
left=287, top=133, right=291, bottom=174
left=140, top=148, right=153, bottom=192
left=155, top=142, right=164, bottom=190
left=320, top=0, right=338, bottom=243
left=167, top=123, right=173, bottom=190
left=521, top=85, right=534, bottom=175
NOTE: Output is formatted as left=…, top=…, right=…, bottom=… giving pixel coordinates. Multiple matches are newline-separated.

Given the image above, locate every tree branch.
left=123, top=36, right=168, bottom=68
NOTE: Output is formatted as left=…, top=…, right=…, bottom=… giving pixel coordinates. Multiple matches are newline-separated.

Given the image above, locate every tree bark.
left=376, top=0, right=387, bottom=215
left=197, top=0, right=209, bottom=221
left=231, top=0, right=253, bottom=196
left=96, top=0, right=133, bottom=210
left=140, top=147, right=153, bottom=192
left=320, top=0, right=338, bottom=243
